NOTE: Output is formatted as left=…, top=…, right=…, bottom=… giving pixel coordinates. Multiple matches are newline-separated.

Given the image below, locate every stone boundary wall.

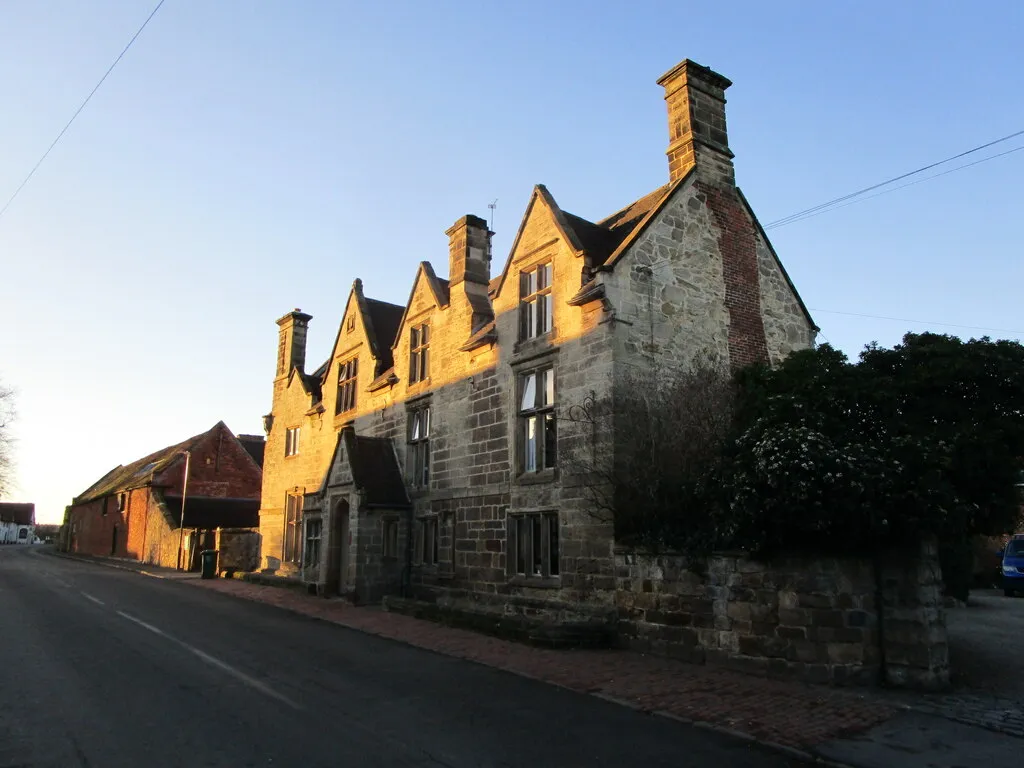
left=615, top=539, right=949, bottom=689
left=215, top=527, right=260, bottom=574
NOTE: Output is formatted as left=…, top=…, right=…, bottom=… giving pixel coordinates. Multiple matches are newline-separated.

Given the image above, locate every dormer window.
left=336, top=358, right=358, bottom=415
left=410, top=325, right=430, bottom=384
left=520, top=263, right=553, bottom=340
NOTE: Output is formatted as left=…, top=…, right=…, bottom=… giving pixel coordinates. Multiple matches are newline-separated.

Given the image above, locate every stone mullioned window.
left=336, top=358, right=358, bottom=415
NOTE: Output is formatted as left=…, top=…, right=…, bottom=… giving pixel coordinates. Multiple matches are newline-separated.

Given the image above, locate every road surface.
left=0, top=545, right=803, bottom=767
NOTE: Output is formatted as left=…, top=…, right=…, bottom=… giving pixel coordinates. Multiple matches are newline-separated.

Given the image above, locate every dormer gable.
left=491, top=185, right=587, bottom=301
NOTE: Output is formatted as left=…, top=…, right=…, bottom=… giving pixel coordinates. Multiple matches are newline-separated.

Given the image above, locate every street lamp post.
left=177, top=450, right=191, bottom=571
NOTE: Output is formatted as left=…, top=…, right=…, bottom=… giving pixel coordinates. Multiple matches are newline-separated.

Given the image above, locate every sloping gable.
left=492, top=185, right=586, bottom=299
left=320, top=428, right=410, bottom=507
left=389, top=262, right=449, bottom=356
left=595, top=172, right=691, bottom=270
left=736, top=188, right=817, bottom=330
left=491, top=181, right=690, bottom=297
left=74, top=422, right=228, bottom=503
left=323, top=280, right=405, bottom=388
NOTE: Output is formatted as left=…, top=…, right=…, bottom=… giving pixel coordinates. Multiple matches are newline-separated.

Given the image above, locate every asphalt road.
left=0, top=546, right=804, bottom=767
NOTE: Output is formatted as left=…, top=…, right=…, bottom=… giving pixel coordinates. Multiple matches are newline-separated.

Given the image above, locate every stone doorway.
left=326, top=498, right=350, bottom=596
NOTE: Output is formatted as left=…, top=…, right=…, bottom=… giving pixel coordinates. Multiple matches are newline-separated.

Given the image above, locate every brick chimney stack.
left=657, top=59, right=735, bottom=186
left=275, top=309, right=312, bottom=378
left=446, top=214, right=492, bottom=288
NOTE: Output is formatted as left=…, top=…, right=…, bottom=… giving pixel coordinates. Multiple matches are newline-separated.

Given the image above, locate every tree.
left=563, top=361, right=735, bottom=553
left=0, top=379, right=14, bottom=499
left=727, top=334, right=1024, bottom=566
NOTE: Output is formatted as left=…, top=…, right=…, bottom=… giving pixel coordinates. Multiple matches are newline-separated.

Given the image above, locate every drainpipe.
left=177, top=450, right=191, bottom=571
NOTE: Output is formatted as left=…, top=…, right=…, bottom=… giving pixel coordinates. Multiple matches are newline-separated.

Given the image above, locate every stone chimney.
left=657, top=59, right=735, bottom=186
left=446, top=214, right=492, bottom=288
left=275, top=309, right=312, bottom=378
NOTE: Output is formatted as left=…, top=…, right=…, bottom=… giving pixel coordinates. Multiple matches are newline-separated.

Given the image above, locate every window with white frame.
left=510, top=511, right=560, bottom=578
left=383, top=518, right=399, bottom=559
left=519, top=262, right=553, bottom=340
left=336, top=357, right=358, bottom=415
left=283, top=494, right=302, bottom=564
left=409, top=324, right=430, bottom=383
left=519, top=367, right=556, bottom=473
left=407, top=405, right=431, bottom=488
left=304, top=518, right=322, bottom=568
left=285, top=426, right=301, bottom=457
left=418, top=517, right=438, bottom=566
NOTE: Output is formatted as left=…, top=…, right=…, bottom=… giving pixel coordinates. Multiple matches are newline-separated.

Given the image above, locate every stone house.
left=0, top=503, right=35, bottom=544
left=258, top=57, right=816, bottom=623
left=64, top=422, right=264, bottom=569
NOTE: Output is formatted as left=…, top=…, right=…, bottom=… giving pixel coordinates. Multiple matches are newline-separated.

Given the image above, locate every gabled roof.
left=321, top=428, right=410, bottom=508
left=389, top=262, right=450, bottom=354
left=492, top=185, right=585, bottom=298
left=237, top=435, right=266, bottom=469
left=73, top=422, right=226, bottom=504
left=491, top=182, right=684, bottom=298
left=364, top=297, right=405, bottom=374
left=0, top=502, right=34, bottom=526
left=323, top=281, right=406, bottom=386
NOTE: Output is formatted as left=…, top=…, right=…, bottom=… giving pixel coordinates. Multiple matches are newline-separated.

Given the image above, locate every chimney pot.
left=657, top=59, right=735, bottom=185
left=446, top=214, right=492, bottom=287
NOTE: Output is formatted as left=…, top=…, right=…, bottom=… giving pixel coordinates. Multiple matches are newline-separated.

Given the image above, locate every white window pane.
left=423, top=408, right=430, bottom=437
left=543, top=369, right=555, bottom=406
left=525, top=416, right=537, bottom=472
left=543, top=263, right=552, bottom=287
left=543, top=294, right=552, bottom=333
left=528, top=270, right=538, bottom=295
left=527, top=300, right=537, bottom=338
left=411, top=414, right=421, bottom=441
left=521, top=374, right=536, bottom=411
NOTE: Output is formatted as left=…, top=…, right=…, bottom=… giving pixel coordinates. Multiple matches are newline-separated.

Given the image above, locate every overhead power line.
left=764, top=128, right=1024, bottom=230
left=810, top=308, right=1024, bottom=337
left=0, top=0, right=167, bottom=224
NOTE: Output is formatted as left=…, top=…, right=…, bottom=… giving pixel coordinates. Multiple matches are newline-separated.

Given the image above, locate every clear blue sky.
left=2, top=1, right=1021, bottom=523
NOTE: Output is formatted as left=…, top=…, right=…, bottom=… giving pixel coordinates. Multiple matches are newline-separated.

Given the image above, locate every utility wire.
left=768, top=144, right=1024, bottom=230
left=810, top=308, right=1024, bottom=336
left=764, top=128, right=1024, bottom=230
left=0, top=0, right=167, bottom=224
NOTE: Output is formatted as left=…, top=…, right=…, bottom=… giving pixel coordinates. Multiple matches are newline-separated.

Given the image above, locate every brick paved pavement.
left=187, top=578, right=895, bottom=751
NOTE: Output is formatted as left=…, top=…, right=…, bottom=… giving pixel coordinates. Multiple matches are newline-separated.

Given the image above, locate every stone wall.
left=215, top=528, right=260, bottom=574
left=615, top=540, right=949, bottom=690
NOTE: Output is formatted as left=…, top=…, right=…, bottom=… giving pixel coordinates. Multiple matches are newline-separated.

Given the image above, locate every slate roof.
left=365, top=298, right=405, bottom=372
left=160, top=495, right=260, bottom=529
left=0, top=502, right=34, bottom=526
left=237, top=435, right=266, bottom=468
left=341, top=429, right=410, bottom=507
left=73, top=422, right=243, bottom=504
left=74, top=430, right=209, bottom=504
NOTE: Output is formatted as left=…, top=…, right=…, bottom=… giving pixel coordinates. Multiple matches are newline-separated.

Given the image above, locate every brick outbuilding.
left=63, top=422, right=262, bottom=570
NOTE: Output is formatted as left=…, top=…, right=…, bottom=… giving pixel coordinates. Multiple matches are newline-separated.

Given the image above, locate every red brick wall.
left=153, top=423, right=262, bottom=499
left=125, top=487, right=150, bottom=559
left=698, top=182, right=769, bottom=369
left=68, top=496, right=130, bottom=558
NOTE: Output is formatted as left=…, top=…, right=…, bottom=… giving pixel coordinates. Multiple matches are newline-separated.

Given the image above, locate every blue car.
left=1002, top=537, right=1024, bottom=596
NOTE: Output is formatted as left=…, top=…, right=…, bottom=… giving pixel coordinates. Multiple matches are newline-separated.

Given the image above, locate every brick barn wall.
left=68, top=498, right=128, bottom=558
